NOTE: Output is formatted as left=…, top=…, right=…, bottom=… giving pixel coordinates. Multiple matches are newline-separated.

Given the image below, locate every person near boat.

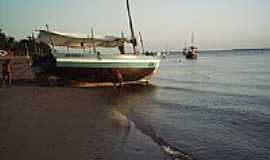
left=2, top=59, right=13, bottom=86
left=118, top=45, right=125, bottom=54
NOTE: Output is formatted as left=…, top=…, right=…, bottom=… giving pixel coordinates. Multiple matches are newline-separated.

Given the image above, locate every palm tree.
left=0, top=29, right=7, bottom=49
left=7, top=36, right=15, bottom=49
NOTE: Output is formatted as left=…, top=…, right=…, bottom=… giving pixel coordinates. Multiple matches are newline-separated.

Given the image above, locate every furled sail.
left=36, top=30, right=130, bottom=48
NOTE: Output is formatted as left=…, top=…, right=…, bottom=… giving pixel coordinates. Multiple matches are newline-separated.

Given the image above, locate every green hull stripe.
left=57, top=61, right=158, bottom=68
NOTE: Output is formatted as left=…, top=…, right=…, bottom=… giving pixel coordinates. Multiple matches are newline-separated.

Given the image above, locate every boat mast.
left=126, top=0, right=137, bottom=54
left=45, top=24, right=55, bottom=50
left=32, top=33, right=38, bottom=54
left=139, top=32, right=145, bottom=54
left=121, top=30, right=125, bottom=38
left=91, top=28, right=96, bottom=53
left=191, top=32, right=194, bottom=47
left=166, top=44, right=168, bottom=54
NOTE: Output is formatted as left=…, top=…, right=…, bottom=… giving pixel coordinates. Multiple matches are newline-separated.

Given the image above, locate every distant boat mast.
left=191, top=32, right=194, bottom=46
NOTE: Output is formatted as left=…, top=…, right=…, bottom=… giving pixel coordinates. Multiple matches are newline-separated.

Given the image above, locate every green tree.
left=0, top=29, right=7, bottom=49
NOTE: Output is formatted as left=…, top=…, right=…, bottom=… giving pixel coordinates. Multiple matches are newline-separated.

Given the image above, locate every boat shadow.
left=9, top=78, right=159, bottom=91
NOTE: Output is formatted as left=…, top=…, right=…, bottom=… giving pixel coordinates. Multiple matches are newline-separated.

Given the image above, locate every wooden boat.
left=32, top=48, right=159, bottom=82
left=31, top=0, right=160, bottom=84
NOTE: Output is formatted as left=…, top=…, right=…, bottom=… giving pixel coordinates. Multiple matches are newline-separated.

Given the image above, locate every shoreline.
left=129, top=115, right=196, bottom=160
left=1, top=58, right=188, bottom=160
left=0, top=83, right=168, bottom=160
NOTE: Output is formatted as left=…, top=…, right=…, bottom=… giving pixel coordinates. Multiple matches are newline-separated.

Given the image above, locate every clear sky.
left=0, top=0, right=270, bottom=51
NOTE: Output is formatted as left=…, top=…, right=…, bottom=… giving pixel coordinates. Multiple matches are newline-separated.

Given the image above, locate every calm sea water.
left=114, top=50, right=270, bottom=160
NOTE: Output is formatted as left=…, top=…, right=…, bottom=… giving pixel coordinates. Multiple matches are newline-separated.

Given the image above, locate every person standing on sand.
left=2, top=59, right=13, bottom=86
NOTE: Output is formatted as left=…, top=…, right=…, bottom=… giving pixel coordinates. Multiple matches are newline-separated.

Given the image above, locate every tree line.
left=0, top=29, right=50, bottom=56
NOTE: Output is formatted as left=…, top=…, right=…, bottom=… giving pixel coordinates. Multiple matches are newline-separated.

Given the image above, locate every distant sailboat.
left=184, top=33, right=199, bottom=60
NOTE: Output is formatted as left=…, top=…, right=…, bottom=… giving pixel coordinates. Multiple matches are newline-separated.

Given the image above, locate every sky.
left=0, top=0, right=270, bottom=51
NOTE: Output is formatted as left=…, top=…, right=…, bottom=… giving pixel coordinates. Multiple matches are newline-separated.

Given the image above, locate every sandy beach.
left=0, top=59, right=167, bottom=160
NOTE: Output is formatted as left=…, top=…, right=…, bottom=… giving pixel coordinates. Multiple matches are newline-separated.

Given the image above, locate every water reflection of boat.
left=31, top=0, right=160, bottom=84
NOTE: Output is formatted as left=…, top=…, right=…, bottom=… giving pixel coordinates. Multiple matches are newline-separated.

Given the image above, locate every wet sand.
left=0, top=59, right=167, bottom=160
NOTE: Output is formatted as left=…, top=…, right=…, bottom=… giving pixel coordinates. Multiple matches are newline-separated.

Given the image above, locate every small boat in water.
left=185, top=46, right=198, bottom=59
left=31, top=0, right=160, bottom=84
left=183, top=33, right=199, bottom=60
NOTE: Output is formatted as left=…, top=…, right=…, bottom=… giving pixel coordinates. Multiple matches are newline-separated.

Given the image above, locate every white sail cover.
left=36, top=30, right=129, bottom=48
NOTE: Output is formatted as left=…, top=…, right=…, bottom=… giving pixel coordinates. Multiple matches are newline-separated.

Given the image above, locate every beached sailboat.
left=31, top=0, right=160, bottom=84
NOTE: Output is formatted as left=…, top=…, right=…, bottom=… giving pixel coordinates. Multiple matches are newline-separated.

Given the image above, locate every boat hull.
left=185, top=52, right=198, bottom=59
left=32, top=54, right=160, bottom=83
left=53, top=67, right=155, bottom=82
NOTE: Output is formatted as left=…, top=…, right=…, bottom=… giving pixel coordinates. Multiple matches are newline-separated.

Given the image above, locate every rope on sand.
left=169, top=58, right=212, bottom=79
left=178, top=65, right=211, bottom=79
